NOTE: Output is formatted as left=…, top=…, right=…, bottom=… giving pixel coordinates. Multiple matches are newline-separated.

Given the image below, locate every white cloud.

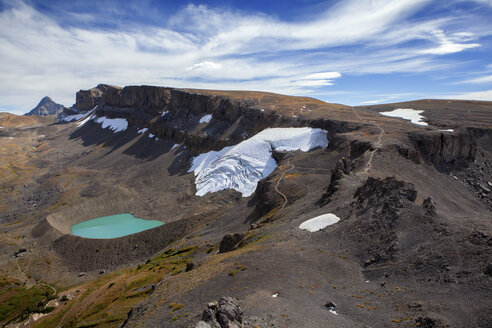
left=461, top=75, right=492, bottom=83
left=185, top=61, right=222, bottom=72
left=446, top=89, right=492, bottom=101
left=360, top=99, right=385, bottom=105
left=304, top=72, right=342, bottom=80
left=0, top=0, right=490, bottom=114
left=292, top=72, right=341, bottom=87
left=420, top=29, right=480, bottom=55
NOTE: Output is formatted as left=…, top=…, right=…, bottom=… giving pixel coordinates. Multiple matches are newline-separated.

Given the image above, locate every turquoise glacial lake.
left=71, top=213, right=164, bottom=239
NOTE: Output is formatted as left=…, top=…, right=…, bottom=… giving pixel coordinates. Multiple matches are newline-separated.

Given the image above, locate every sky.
left=1, top=0, right=492, bottom=114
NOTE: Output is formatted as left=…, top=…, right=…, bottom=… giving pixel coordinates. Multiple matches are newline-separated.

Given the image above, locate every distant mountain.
left=25, top=96, right=66, bottom=116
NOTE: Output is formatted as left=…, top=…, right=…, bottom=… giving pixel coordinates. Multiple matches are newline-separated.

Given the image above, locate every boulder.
left=219, top=233, right=245, bottom=253
left=195, top=297, right=243, bottom=328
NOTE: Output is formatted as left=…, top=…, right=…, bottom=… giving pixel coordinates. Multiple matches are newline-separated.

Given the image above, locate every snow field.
left=94, top=116, right=128, bottom=132
left=380, top=108, right=428, bottom=126
left=299, top=213, right=340, bottom=232
left=189, top=127, right=328, bottom=197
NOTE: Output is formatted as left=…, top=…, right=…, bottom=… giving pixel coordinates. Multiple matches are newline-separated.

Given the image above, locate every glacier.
left=189, top=127, right=328, bottom=197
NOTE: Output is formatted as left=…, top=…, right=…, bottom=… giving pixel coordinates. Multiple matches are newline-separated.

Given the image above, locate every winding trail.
left=275, top=159, right=295, bottom=210
left=362, top=121, right=385, bottom=174
left=273, top=106, right=385, bottom=209
left=349, top=107, right=385, bottom=174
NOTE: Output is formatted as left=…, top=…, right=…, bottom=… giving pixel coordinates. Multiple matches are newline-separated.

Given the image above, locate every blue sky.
left=1, top=0, right=492, bottom=114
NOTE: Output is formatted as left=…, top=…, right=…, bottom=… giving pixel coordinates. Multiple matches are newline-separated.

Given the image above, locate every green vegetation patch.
left=0, top=280, right=57, bottom=325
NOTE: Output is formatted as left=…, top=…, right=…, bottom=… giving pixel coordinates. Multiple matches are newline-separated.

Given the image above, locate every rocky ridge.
left=25, top=96, right=66, bottom=116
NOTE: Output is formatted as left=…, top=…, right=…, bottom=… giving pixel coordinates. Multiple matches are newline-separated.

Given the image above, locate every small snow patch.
left=199, top=114, right=213, bottom=124
left=325, top=302, right=338, bottom=315
left=138, top=128, right=148, bottom=134
left=64, top=106, right=97, bottom=123
left=439, top=129, right=454, bottom=132
left=272, top=293, right=278, bottom=298
left=171, top=143, right=179, bottom=150
left=62, top=113, right=86, bottom=122
left=380, top=108, right=428, bottom=126
left=161, top=111, right=169, bottom=117
left=148, top=133, right=154, bottom=138
left=77, top=114, right=94, bottom=127
left=94, top=116, right=128, bottom=132
left=299, top=213, right=340, bottom=232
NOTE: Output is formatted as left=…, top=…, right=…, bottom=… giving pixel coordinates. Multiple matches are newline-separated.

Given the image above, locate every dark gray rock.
left=12, top=248, right=27, bottom=258
left=195, top=297, right=243, bottom=328
left=484, top=264, right=492, bottom=276
left=186, top=262, right=195, bottom=272
left=317, top=157, right=351, bottom=206
left=219, top=233, right=245, bottom=254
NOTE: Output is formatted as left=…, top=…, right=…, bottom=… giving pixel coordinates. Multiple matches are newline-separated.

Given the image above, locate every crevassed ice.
left=299, top=213, right=340, bottom=232
left=380, top=108, right=428, bottom=126
left=189, top=127, right=328, bottom=197
left=94, top=116, right=128, bottom=132
left=199, top=114, right=212, bottom=124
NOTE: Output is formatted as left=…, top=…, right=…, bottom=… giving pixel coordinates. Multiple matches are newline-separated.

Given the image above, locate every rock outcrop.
left=409, top=131, right=476, bottom=167
left=218, top=233, right=245, bottom=253
left=317, top=157, right=351, bottom=206
left=195, top=297, right=243, bottom=328
left=349, top=177, right=417, bottom=267
left=25, top=96, right=66, bottom=116
left=70, top=85, right=360, bottom=158
left=74, top=84, right=121, bottom=111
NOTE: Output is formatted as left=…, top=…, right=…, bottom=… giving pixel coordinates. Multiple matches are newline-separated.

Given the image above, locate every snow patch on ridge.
left=380, top=108, right=428, bottom=126
left=199, top=114, right=212, bottom=124
left=77, top=115, right=93, bottom=127
left=138, top=128, right=148, bottom=134
left=94, top=116, right=128, bottom=132
left=62, top=113, right=86, bottom=122
left=63, top=106, right=97, bottom=123
left=189, top=127, right=328, bottom=197
left=299, top=213, right=340, bottom=232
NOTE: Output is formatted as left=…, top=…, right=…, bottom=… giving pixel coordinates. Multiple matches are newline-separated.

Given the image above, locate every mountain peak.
left=25, top=96, right=66, bottom=116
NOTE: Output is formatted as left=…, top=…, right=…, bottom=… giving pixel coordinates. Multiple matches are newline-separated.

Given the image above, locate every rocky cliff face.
left=409, top=131, right=476, bottom=167
left=26, top=96, right=66, bottom=116
left=71, top=85, right=360, bottom=155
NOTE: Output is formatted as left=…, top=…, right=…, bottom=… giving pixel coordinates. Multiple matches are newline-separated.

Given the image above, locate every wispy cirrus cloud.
left=446, top=89, right=492, bottom=100
left=0, top=0, right=491, bottom=113
left=461, top=75, right=492, bottom=83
